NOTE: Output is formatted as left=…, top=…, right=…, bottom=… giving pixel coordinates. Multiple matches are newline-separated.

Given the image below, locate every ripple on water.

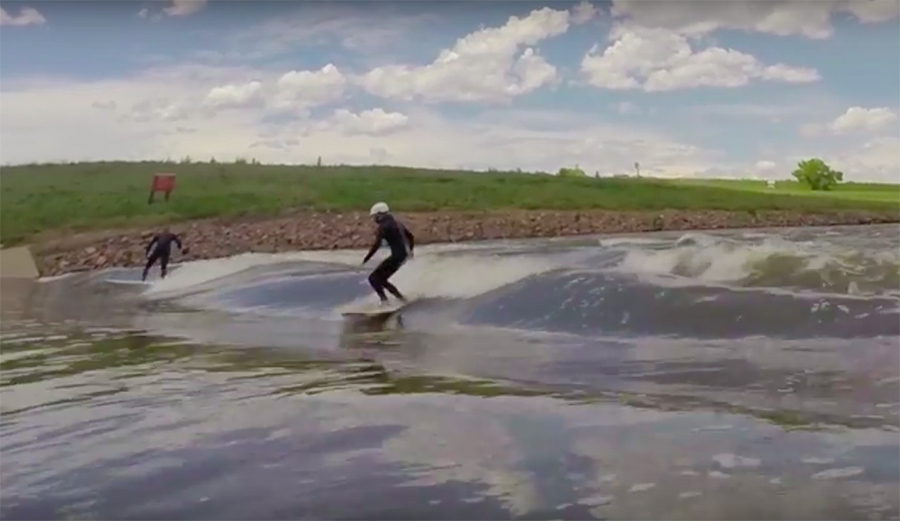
left=2, top=225, right=899, bottom=520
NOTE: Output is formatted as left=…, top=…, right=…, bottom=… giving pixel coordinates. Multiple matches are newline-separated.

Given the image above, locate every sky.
left=1, top=0, right=898, bottom=181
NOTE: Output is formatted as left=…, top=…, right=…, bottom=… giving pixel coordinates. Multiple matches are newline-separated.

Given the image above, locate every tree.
left=558, top=165, right=586, bottom=178
left=791, top=158, right=844, bottom=191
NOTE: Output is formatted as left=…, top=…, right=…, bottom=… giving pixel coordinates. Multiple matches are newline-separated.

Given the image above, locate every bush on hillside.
left=558, top=165, right=587, bottom=178
left=792, top=158, right=844, bottom=191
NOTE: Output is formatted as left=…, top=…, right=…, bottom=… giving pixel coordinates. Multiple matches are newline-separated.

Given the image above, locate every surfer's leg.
left=380, top=257, right=406, bottom=302
left=142, top=250, right=160, bottom=281
left=367, top=265, right=389, bottom=303
left=382, top=280, right=405, bottom=302
left=159, top=251, right=170, bottom=279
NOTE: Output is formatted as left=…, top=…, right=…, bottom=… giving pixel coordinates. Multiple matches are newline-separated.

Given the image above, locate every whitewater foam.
left=38, top=273, right=76, bottom=283
left=142, top=252, right=297, bottom=298
left=597, top=236, right=669, bottom=248
left=398, top=253, right=558, bottom=299
left=139, top=241, right=564, bottom=303
left=130, top=228, right=899, bottom=309
left=336, top=251, right=563, bottom=310
left=613, top=232, right=900, bottom=297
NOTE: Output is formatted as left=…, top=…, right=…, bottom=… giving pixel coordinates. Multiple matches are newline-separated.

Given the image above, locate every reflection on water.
left=2, top=225, right=899, bottom=520
left=2, top=322, right=898, bottom=520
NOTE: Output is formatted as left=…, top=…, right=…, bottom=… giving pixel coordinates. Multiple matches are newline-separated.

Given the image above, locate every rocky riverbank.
left=31, top=209, right=898, bottom=277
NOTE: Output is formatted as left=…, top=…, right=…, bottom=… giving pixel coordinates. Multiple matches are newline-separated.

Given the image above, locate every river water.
left=2, top=224, right=898, bottom=520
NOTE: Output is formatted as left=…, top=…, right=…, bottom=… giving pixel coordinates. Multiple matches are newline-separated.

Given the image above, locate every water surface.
left=2, top=224, right=898, bottom=520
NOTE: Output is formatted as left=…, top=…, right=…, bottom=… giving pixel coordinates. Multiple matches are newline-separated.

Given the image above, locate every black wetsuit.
left=362, top=213, right=414, bottom=302
left=142, top=231, right=183, bottom=281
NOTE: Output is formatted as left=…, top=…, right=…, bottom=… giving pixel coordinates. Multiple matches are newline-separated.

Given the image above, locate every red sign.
left=148, top=173, right=177, bottom=203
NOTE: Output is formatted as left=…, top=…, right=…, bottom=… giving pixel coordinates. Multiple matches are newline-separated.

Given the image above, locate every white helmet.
left=369, top=201, right=389, bottom=216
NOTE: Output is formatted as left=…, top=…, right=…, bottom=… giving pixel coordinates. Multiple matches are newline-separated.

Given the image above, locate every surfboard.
left=105, top=279, right=153, bottom=286
left=341, top=300, right=412, bottom=318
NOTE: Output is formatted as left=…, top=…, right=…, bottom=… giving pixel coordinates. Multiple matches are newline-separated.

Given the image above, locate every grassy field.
left=1, top=161, right=898, bottom=246
left=672, top=178, right=900, bottom=203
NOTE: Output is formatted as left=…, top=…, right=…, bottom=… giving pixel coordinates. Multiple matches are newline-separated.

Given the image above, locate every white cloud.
left=695, top=98, right=832, bottom=122
left=224, top=4, right=434, bottom=63
left=755, top=160, right=777, bottom=171
left=571, top=1, right=600, bottom=25
left=91, top=100, right=117, bottom=111
left=203, top=81, right=265, bottom=109
left=280, top=107, right=713, bottom=176
left=0, top=68, right=716, bottom=177
left=163, top=0, right=207, bottom=17
left=828, top=136, right=900, bottom=180
left=358, top=6, right=578, bottom=103
left=581, top=25, right=820, bottom=92
left=769, top=136, right=900, bottom=182
left=137, top=0, right=206, bottom=22
left=125, top=97, right=197, bottom=122
left=784, top=107, right=900, bottom=181
left=327, top=109, right=410, bottom=136
left=0, top=64, right=269, bottom=164
left=272, top=64, right=347, bottom=113
left=3, top=68, right=896, bottom=182
left=609, top=0, right=899, bottom=39
left=1, top=2, right=896, bottom=184
left=799, top=106, right=899, bottom=138
left=111, top=64, right=348, bottom=118
left=0, top=5, right=45, bottom=26
left=844, top=0, right=900, bottom=23
left=830, top=107, right=898, bottom=134
left=799, top=123, right=825, bottom=138
left=705, top=159, right=780, bottom=181
left=614, top=101, right=640, bottom=115
left=760, top=63, right=821, bottom=83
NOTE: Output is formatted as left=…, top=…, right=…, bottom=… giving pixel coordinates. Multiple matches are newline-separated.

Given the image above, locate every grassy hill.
left=2, top=161, right=897, bottom=246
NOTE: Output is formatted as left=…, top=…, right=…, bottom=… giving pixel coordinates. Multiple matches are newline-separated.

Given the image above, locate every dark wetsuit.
left=362, top=213, right=414, bottom=302
left=142, top=231, right=183, bottom=281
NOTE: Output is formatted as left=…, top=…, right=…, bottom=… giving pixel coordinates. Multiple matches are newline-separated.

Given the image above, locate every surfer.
left=362, top=202, right=415, bottom=305
left=142, top=227, right=186, bottom=281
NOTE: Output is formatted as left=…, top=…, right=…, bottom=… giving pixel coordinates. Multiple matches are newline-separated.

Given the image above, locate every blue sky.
left=1, top=0, right=898, bottom=181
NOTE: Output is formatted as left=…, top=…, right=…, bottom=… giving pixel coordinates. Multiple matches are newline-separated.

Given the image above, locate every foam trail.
left=340, top=251, right=562, bottom=309
left=140, top=242, right=551, bottom=300
left=597, top=236, right=670, bottom=248
left=142, top=252, right=297, bottom=298
left=38, top=273, right=76, bottom=283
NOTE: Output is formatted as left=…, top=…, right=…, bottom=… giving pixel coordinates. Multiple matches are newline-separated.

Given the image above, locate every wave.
left=79, top=226, right=898, bottom=341
left=461, top=269, right=899, bottom=339
left=137, top=243, right=569, bottom=315
left=119, top=228, right=899, bottom=304
left=161, top=257, right=898, bottom=341
left=134, top=242, right=505, bottom=299
left=140, top=252, right=303, bottom=299
left=613, top=233, right=900, bottom=297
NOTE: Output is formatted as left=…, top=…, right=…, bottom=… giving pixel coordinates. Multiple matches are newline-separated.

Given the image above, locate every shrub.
left=558, top=165, right=587, bottom=178
left=792, top=158, right=844, bottom=191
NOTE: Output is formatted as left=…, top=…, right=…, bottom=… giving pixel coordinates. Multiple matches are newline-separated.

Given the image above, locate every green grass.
left=671, top=178, right=900, bottom=203
left=1, top=161, right=898, bottom=246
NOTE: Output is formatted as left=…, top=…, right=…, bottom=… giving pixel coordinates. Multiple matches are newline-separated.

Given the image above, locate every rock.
left=31, top=209, right=898, bottom=277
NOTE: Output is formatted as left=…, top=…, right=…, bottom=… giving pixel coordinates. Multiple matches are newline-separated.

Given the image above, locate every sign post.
left=148, top=173, right=176, bottom=204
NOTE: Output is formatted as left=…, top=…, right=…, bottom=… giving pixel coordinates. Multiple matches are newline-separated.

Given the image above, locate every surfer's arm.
left=145, top=236, right=158, bottom=255
left=362, top=230, right=382, bottom=264
left=403, top=227, right=415, bottom=253
left=173, top=235, right=183, bottom=251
